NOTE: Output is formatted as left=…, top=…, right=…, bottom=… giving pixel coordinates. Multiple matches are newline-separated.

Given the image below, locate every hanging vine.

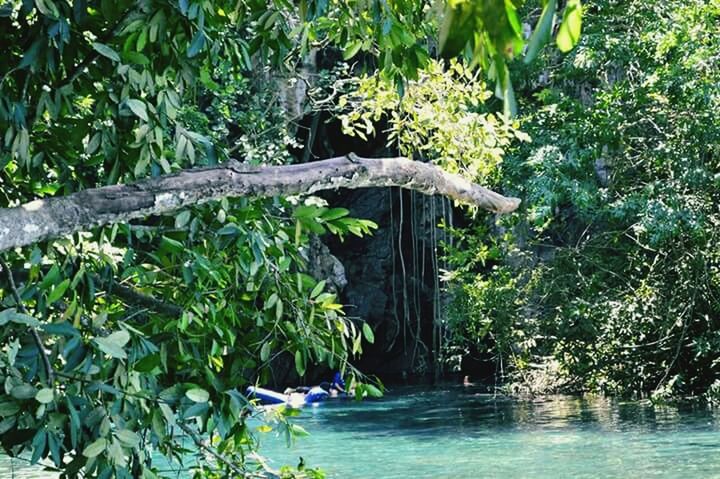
left=388, top=188, right=401, bottom=353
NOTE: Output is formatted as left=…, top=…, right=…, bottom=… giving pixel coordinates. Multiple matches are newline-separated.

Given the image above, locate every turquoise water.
left=3, top=386, right=720, bottom=478
left=258, top=386, right=720, bottom=478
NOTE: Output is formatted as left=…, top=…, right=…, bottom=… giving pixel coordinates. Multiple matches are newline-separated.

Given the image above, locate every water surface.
left=3, top=386, right=720, bottom=478
left=258, top=386, right=720, bottom=478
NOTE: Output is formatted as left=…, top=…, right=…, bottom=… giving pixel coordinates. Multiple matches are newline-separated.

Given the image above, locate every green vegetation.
left=445, top=0, right=720, bottom=401
left=0, top=0, right=575, bottom=477
left=6, top=0, right=719, bottom=477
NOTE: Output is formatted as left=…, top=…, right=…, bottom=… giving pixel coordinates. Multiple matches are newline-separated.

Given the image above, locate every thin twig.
left=176, top=422, right=271, bottom=479
left=0, top=258, right=54, bottom=385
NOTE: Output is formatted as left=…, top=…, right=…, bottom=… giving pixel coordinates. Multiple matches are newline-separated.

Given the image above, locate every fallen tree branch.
left=0, top=155, right=520, bottom=252
left=0, top=258, right=54, bottom=385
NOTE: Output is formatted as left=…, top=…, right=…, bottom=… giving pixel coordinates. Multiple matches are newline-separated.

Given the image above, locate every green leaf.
left=294, top=349, right=305, bottom=377
left=342, top=40, right=362, bottom=60
left=293, top=205, right=320, bottom=219
left=94, top=330, right=130, bottom=359
left=133, top=353, right=161, bottom=372
left=41, top=321, right=80, bottom=337
left=362, top=322, right=375, bottom=344
left=182, top=401, right=208, bottom=418
left=158, top=156, right=172, bottom=174
left=82, top=438, right=107, bottom=458
left=160, top=236, right=185, bottom=254
left=290, top=424, right=310, bottom=437
left=136, top=28, right=148, bottom=52
left=12, top=308, right=34, bottom=327
left=30, top=429, right=46, bottom=464
left=5, top=311, right=40, bottom=327
left=116, top=429, right=141, bottom=448
left=438, top=0, right=475, bottom=58
left=260, top=342, right=271, bottom=362
left=0, top=399, right=20, bottom=416
left=556, top=0, right=582, bottom=53
left=217, top=224, right=240, bottom=236
left=108, top=438, right=127, bottom=467
left=126, top=99, right=149, bottom=122
left=504, top=0, right=522, bottom=36
left=47, top=278, right=70, bottom=303
left=524, top=0, right=557, bottom=63
left=39, top=264, right=60, bottom=291
left=310, top=280, right=325, bottom=299
left=47, top=432, right=61, bottom=467
left=11, top=384, right=37, bottom=400
left=159, top=385, right=183, bottom=402
left=503, top=75, right=517, bottom=118
left=35, top=0, right=60, bottom=17
left=275, top=298, right=283, bottom=320
left=188, top=30, right=206, bottom=58
left=35, top=388, right=54, bottom=404
left=66, top=398, right=80, bottom=448
left=321, top=208, right=350, bottom=221
left=92, top=42, right=121, bottom=62
left=0, top=416, right=16, bottom=435
left=185, top=388, right=209, bottom=403
left=364, top=384, right=383, bottom=398
left=264, top=293, right=279, bottom=310
left=18, top=38, right=42, bottom=69
left=107, top=330, right=131, bottom=347
left=123, top=51, right=150, bottom=65
left=0, top=309, right=12, bottom=326
left=175, top=210, right=191, bottom=229
left=352, top=333, right=362, bottom=354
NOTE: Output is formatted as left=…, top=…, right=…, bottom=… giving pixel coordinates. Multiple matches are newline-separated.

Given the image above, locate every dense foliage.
left=0, top=1, right=384, bottom=477
left=0, top=0, right=580, bottom=477
left=447, top=0, right=720, bottom=401
left=338, top=59, right=525, bottom=185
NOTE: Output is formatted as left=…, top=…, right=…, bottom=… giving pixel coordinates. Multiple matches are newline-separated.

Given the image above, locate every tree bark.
left=0, top=155, right=520, bottom=252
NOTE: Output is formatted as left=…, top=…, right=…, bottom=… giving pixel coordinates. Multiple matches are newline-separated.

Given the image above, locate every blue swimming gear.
left=333, top=371, right=345, bottom=388
left=305, top=386, right=329, bottom=403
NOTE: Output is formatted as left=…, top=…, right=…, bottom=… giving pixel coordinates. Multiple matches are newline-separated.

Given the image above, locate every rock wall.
left=321, top=186, right=450, bottom=381
left=296, top=109, right=452, bottom=383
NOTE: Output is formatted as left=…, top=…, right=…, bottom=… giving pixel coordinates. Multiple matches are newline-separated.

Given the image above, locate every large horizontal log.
left=0, top=155, right=520, bottom=252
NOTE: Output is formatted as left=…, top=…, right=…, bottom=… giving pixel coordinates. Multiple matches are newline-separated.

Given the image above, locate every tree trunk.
left=0, top=155, right=520, bottom=252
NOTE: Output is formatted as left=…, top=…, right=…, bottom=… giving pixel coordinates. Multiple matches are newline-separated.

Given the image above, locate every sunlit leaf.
left=82, top=438, right=107, bottom=458
left=556, top=0, right=582, bottom=52
left=362, top=322, right=375, bottom=344
left=525, top=0, right=557, bottom=63
left=185, top=388, right=210, bottom=403
left=294, top=349, right=306, bottom=376
left=47, top=279, right=70, bottom=303
left=342, top=40, right=362, bottom=60
left=126, top=99, right=149, bottom=122
left=35, top=388, right=54, bottom=404
left=92, top=42, right=120, bottom=62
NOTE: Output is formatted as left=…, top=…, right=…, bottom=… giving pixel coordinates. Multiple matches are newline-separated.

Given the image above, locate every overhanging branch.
left=0, top=258, right=54, bottom=385
left=98, top=277, right=183, bottom=318
left=0, top=155, right=520, bottom=252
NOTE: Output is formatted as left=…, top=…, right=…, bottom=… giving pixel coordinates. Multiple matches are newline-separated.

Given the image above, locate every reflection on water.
left=3, top=386, right=720, bottom=478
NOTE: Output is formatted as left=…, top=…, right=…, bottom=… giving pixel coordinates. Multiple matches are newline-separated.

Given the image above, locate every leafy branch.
left=0, top=257, right=54, bottom=385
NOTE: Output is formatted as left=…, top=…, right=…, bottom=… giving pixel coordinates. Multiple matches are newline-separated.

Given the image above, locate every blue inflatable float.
left=246, top=386, right=329, bottom=406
